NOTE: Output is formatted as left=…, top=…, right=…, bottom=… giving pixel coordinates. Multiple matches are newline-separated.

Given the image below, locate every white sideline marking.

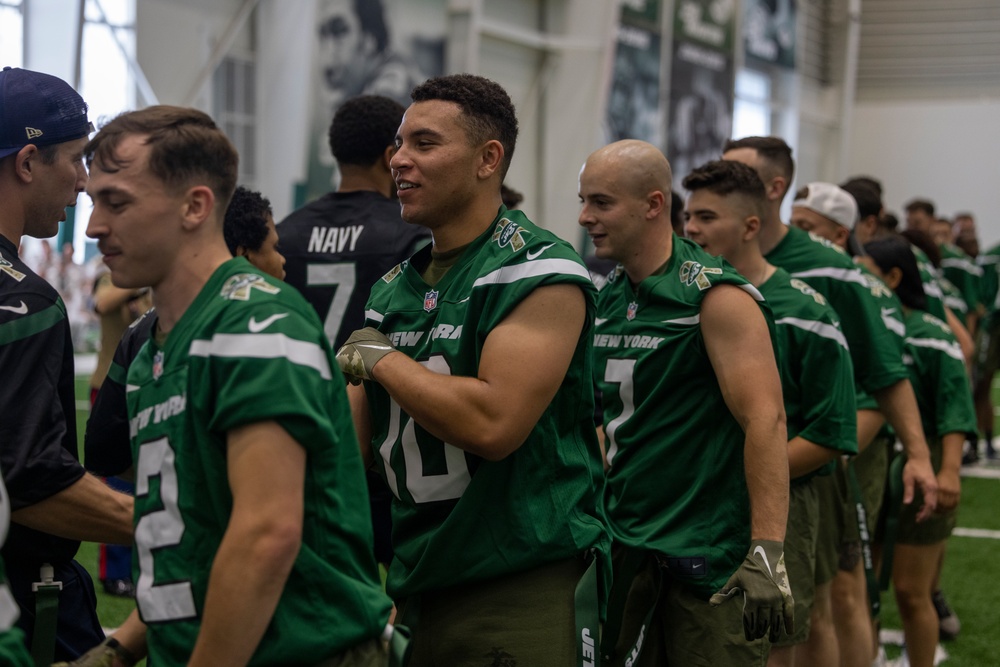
left=952, top=527, right=1000, bottom=540
left=961, top=464, right=1000, bottom=479
left=879, top=629, right=949, bottom=665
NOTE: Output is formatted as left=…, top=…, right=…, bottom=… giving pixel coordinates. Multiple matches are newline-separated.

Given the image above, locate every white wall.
left=848, top=98, right=1000, bottom=246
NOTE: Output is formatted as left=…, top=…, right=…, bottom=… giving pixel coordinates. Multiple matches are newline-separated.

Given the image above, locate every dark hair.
left=905, top=198, right=935, bottom=218
left=863, top=235, right=927, bottom=311
left=900, top=228, right=941, bottom=268
left=328, top=95, right=405, bottom=166
left=354, top=0, right=389, bottom=53
left=840, top=180, right=882, bottom=220
left=223, top=186, right=272, bottom=255
left=682, top=159, right=767, bottom=218
left=881, top=212, right=900, bottom=232
left=411, top=74, right=519, bottom=181
left=37, top=144, right=59, bottom=165
left=670, top=190, right=685, bottom=235
left=722, top=136, right=795, bottom=186
left=85, top=106, right=238, bottom=211
left=842, top=175, right=883, bottom=199
left=501, top=184, right=524, bottom=209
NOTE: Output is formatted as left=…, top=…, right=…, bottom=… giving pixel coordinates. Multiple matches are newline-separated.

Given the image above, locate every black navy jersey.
left=0, top=234, right=84, bottom=566
left=278, top=191, right=430, bottom=348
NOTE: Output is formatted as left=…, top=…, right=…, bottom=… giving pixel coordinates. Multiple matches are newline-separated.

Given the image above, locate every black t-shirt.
left=278, top=191, right=430, bottom=349
left=0, top=234, right=84, bottom=565
left=84, top=309, right=156, bottom=478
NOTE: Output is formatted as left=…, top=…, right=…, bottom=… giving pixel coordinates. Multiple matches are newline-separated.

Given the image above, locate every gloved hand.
left=51, top=637, right=139, bottom=667
left=335, top=327, right=397, bottom=384
left=709, top=539, right=794, bottom=642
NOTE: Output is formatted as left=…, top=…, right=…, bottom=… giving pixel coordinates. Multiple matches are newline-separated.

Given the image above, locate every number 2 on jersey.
left=135, top=437, right=196, bottom=622
left=307, top=262, right=357, bottom=345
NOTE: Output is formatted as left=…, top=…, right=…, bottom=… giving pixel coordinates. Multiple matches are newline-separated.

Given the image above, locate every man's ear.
left=766, top=175, right=788, bottom=202
left=180, top=185, right=216, bottom=230
left=13, top=145, right=39, bottom=184
left=744, top=215, right=761, bottom=240
left=645, top=191, right=666, bottom=220
left=477, top=139, right=504, bottom=180
left=381, top=145, right=395, bottom=171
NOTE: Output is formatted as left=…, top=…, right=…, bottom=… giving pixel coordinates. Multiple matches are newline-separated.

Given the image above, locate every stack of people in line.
left=1, top=65, right=993, bottom=667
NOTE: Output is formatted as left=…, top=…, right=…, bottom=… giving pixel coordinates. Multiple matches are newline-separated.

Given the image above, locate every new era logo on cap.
left=0, top=66, right=91, bottom=160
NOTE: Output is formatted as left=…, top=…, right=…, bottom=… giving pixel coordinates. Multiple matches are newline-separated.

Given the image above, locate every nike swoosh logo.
left=881, top=307, right=896, bottom=317
left=526, top=243, right=555, bottom=260
left=0, top=301, right=28, bottom=314
left=248, top=312, right=289, bottom=333
left=692, top=562, right=703, bottom=569
left=754, top=545, right=772, bottom=576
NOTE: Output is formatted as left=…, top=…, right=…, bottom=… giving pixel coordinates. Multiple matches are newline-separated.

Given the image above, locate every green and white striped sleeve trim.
left=905, top=336, right=964, bottom=362
left=189, top=333, right=332, bottom=379
left=941, top=256, right=983, bottom=276
left=775, top=316, right=849, bottom=350
left=472, top=258, right=591, bottom=288
left=791, top=267, right=869, bottom=287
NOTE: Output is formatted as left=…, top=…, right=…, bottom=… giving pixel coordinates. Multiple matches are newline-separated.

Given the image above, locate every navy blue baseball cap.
left=0, top=66, right=93, bottom=160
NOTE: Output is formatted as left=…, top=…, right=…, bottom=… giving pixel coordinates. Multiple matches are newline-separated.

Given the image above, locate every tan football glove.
left=335, top=327, right=397, bottom=384
left=51, top=637, right=139, bottom=667
left=709, top=539, right=794, bottom=642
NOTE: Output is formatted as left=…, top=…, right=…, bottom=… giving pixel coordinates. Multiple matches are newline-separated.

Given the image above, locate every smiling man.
left=336, top=74, right=608, bottom=666
left=579, top=140, right=790, bottom=667
left=0, top=66, right=134, bottom=662
left=84, top=105, right=391, bottom=666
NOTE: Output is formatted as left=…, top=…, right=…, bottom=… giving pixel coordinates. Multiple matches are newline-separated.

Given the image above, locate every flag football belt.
left=845, top=460, right=880, bottom=620
left=31, top=563, right=62, bottom=667
left=600, top=548, right=660, bottom=667
left=878, top=454, right=906, bottom=592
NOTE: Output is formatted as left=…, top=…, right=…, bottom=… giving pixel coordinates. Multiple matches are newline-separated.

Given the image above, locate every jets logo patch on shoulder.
left=862, top=273, right=892, bottom=299
left=220, top=274, right=281, bottom=301
left=806, top=231, right=848, bottom=255
left=679, top=261, right=722, bottom=291
left=790, top=278, right=827, bottom=306
left=0, top=255, right=26, bottom=282
left=492, top=217, right=527, bottom=252
left=382, top=262, right=404, bottom=284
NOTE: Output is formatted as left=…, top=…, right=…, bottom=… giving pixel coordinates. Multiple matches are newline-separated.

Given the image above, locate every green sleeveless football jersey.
left=363, top=207, right=609, bottom=599
left=910, top=244, right=948, bottom=322
left=759, top=268, right=857, bottom=482
left=939, top=243, right=982, bottom=315
left=0, top=475, right=30, bottom=667
left=903, top=310, right=976, bottom=440
left=594, top=237, right=775, bottom=598
left=767, top=226, right=908, bottom=395
left=127, top=258, right=390, bottom=665
left=977, top=243, right=1000, bottom=322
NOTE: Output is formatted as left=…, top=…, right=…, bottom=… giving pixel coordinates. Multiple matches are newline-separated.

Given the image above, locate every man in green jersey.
left=337, top=74, right=608, bottom=666
left=83, top=106, right=392, bottom=666
left=906, top=199, right=983, bottom=335
left=580, top=140, right=791, bottom=667
left=683, top=160, right=857, bottom=667
left=724, top=137, right=938, bottom=666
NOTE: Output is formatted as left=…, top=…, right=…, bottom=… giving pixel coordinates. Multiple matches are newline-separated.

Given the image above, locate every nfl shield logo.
left=423, top=289, right=439, bottom=312
left=152, top=350, right=165, bottom=380
left=626, top=301, right=638, bottom=321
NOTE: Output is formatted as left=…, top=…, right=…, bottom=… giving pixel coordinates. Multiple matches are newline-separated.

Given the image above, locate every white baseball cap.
left=793, top=182, right=860, bottom=229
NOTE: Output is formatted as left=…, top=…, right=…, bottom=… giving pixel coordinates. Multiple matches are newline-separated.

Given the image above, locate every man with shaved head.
left=580, top=140, right=791, bottom=666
